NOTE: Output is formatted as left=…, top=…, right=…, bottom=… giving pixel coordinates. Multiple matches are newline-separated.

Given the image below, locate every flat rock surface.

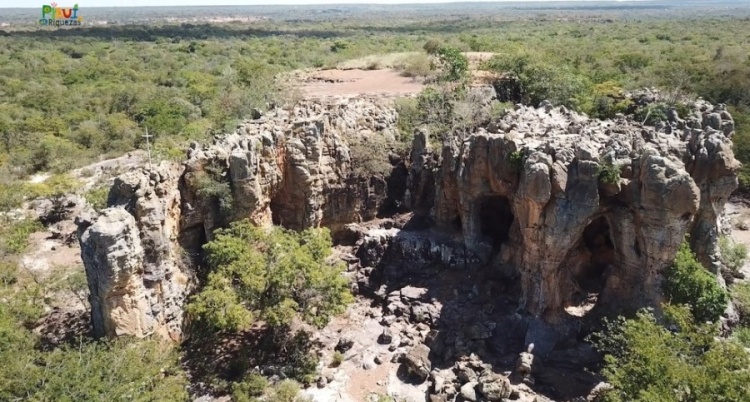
left=300, top=68, right=424, bottom=99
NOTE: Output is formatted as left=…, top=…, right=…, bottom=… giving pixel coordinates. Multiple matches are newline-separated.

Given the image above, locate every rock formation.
left=76, top=163, right=189, bottom=339
left=77, top=93, right=739, bottom=339
left=77, top=97, right=399, bottom=339
left=408, top=100, right=739, bottom=321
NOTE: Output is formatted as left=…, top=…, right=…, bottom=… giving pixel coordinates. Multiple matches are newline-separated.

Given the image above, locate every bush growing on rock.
left=348, top=135, right=396, bottom=177
left=85, top=186, right=110, bottom=212
left=267, top=380, right=308, bottom=402
left=596, top=162, right=621, bottom=185
left=664, top=241, right=728, bottom=323
left=187, top=220, right=352, bottom=332
left=195, top=162, right=234, bottom=216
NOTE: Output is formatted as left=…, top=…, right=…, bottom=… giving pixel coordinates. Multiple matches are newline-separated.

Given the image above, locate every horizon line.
left=1, top=1, right=660, bottom=9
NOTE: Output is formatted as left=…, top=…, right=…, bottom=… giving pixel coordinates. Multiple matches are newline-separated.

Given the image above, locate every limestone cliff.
left=77, top=94, right=739, bottom=338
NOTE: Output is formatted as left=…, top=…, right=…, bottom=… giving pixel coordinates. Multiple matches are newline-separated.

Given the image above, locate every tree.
left=187, top=220, right=352, bottom=332
left=591, top=305, right=750, bottom=402
left=434, top=46, right=469, bottom=83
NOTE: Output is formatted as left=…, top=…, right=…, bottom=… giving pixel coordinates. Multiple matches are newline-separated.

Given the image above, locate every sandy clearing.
left=300, top=68, right=425, bottom=99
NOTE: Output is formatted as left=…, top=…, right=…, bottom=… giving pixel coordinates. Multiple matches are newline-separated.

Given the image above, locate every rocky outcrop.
left=178, top=97, right=399, bottom=254
left=77, top=94, right=739, bottom=339
left=408, top=100, right=739, bottom=321
left=77, top=97, right=400, bottom=339
left=77, top=162, right=191, bottom=339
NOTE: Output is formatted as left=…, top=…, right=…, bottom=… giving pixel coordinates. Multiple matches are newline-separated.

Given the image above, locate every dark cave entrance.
left=270, top=200, right=282, bottom=227
left=479, top=196, right=514, bottom=248
left=566, top=216, right=616, bottom=317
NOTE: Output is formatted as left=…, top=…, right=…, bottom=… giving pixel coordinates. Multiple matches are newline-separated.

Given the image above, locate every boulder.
left=403, top=344, right=432, bottom=382
left=460, top=381, right=478, bottom=401
left=478, top=373, right=512, bottom=401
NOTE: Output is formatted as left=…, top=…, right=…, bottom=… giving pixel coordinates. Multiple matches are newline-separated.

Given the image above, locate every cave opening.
left=566, top=216, right=616, bottom=317
left=270, top=200, right=282, bottom=227
left=479, top=196, right=514, bottom=248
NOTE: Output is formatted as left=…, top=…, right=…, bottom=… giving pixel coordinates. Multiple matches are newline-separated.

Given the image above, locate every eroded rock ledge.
left=77, top=94, right=739, bottom=339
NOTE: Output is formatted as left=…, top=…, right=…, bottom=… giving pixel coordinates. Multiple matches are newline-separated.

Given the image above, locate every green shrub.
left=1, top=218, right=43, bottom=255
left=734, top=326, right=750, bottom=348
left=330, top=41, right=349, bottom=53
left=195, top=163, right=234, bottom=216
left=423, top=39, right=442, bottom=54
left=634, top=103, right=670, bottom=126
left=348, top=135, right=394, bottom=177
left=186, top=220, right=352, bottom=332
left=0, top=261, right=17, bottom=286
left=394, top=97, right=419, bottom=143
left=0, top=318, right=189, bottom=402
left=434, top=46, right=469, bottom=83
left=397, top=53, right=433, bottom=78
left=331, top=351, right=344, bottom=367
left=614, top=53, right=651, bottom=72
left=665, top=241, right=728, bottom=323
left=484, top=53, right=591, bottom=109
left=268, top=380, right=306, bottom=402
left=280, top=331, right=320, bottom=385
left=66, top=269, right=90, bottom=306
left=232, top=373, right=268, bottom=402
left=587, top=81, right=632, bottom=119
left=732, top=282, right=750, bottom=326
left=0, top=182, right=31, bottom=211
left=591, top=304, right=750, bottom=402
left=85, top=186, right=110, bottom=212
left=509, top=150, right=524, bottom=172
left=596, top=162, right=621, bottom=185
left=719, top=236, right=748, bottom=275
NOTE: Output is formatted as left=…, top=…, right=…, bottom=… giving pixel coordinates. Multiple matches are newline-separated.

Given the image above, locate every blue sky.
left=1, top=0, right=616, bottom=8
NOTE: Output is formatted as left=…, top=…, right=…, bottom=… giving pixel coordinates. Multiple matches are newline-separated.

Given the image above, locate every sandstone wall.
left=77, top=94, right=739, bottom=338
left=77, top=97, right=399, bottom=339
left=408, top=101, right=739, bottom=321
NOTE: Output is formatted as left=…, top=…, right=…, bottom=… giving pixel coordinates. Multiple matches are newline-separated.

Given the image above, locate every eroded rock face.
left=409, top=100, right=739, bottom=321
left=179, top=97, right=399, bottom=254
left=77, top=162, right=191, bottom=339
left=77, top=94, right=739, bottom=339
left=77, top=97, right=400, bottom=339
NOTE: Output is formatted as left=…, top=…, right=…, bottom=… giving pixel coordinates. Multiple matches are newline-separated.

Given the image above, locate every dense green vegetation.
left=593, top=239, right=750, bottom=402
left=0, top=16, right=748, bottom=193
left=664, top=241, right=728, bottom=323
left=187, top=219, right=352, bottom=331
left=592, top=304, right=750, bottom=402
left=719, top=236, right=748, bottom=276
